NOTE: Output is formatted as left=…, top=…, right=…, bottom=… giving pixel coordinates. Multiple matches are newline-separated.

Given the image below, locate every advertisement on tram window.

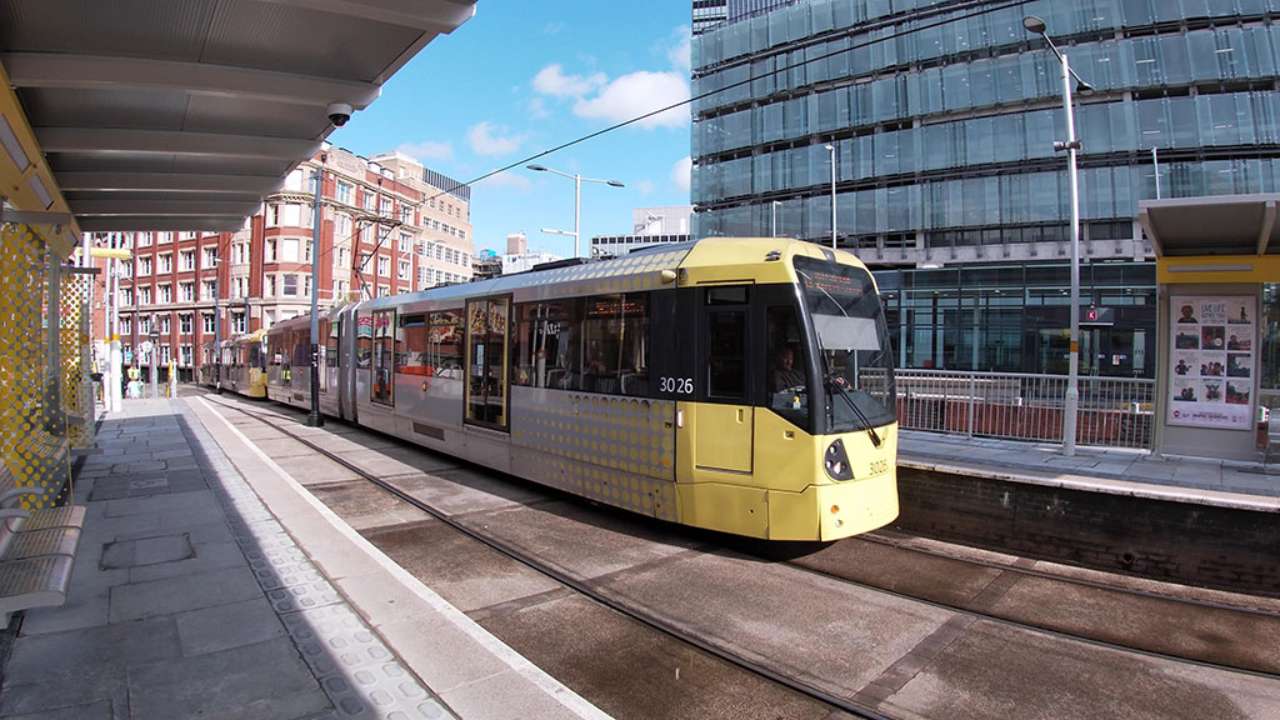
left=1167, top=295, right=1255, bottom=430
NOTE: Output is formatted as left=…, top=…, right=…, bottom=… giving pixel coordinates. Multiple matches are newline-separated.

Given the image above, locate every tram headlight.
left=823, top=439, right=853, bottom=481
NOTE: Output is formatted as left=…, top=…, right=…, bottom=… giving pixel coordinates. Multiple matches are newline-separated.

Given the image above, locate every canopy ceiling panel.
left=0, top=0, right=477, bottom=233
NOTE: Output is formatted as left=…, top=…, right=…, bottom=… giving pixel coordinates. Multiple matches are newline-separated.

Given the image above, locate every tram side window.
left=356, top=314, right=372, bottom=370
left=291, top=330, right=309, bottom=369
left=766, top=305, right=809, bottom=425
left=512, top=299, right=582, bottom=390
left=371, top=310, right=395, bottom=405
left=581, top=294, right=649, bottom=396
left=428, top=310, right=464, bottom=380
left=325, top=319, right=340, bottom=367
left=397, top=313, right=429, bottom=376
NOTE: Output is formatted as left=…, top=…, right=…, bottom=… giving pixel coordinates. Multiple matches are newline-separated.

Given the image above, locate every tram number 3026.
left=660, top=376, right=694, bottom=395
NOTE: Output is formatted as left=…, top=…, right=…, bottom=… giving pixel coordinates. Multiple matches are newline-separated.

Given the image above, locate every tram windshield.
left=794, top=256, right=897, bottom=433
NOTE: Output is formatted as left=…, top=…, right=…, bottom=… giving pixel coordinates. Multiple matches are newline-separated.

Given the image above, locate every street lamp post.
left=771, top=201, right=781, bottom=238
left=825, top=144, right=837, bottom=249
left=527, top=164, right=624, bottom=258
left=307, top=166, right=324, bottom=427
left=212, top=253, right=222, bottom=394
left=1025, top=15, right=1093, bottom=457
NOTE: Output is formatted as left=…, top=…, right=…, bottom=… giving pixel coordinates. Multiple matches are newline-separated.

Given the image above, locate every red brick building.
left=84, top=145, right=475, bottom=378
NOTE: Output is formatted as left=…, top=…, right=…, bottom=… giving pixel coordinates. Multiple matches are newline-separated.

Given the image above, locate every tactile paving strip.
left=182, top=402, right=456, bottom=720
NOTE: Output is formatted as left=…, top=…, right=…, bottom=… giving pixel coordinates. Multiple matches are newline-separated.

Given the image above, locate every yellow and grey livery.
left=256, top=237, right=899, bottom=541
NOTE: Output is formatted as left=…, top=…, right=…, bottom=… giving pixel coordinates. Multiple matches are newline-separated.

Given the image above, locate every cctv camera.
left=326, top=102, right=353, bottom=127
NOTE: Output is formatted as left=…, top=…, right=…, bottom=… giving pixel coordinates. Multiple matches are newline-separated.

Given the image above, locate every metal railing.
left=894, top=369, right=1156, bottom=450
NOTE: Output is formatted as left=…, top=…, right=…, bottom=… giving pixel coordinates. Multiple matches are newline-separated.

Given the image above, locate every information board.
left=1167, top=296, right=1256, bottom=430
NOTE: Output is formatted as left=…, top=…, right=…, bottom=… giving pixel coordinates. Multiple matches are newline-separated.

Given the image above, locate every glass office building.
left=691, top=0, right=1280, bottom=376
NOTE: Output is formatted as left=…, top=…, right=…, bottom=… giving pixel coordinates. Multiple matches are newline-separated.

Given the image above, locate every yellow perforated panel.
left=61, top=270, right=93, bottom=450
left=0, top=224, right=70, bottom=509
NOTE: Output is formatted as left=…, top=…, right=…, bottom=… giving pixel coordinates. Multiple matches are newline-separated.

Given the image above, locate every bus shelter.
left=1139, top=193, right=1280, bottom=461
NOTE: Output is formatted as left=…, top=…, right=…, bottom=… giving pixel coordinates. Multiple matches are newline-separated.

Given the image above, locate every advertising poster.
left=1167, top=296, right=1255, bottom=430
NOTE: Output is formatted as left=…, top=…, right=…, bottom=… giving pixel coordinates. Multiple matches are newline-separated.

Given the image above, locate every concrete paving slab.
left=0, top=616, right=180, bottom=716
left=127, top=637, right=329, bottom=720
left=474, top=591, right=835, bottom=720
left=364, top=520, right=562, bottom=614
left=308, top=480, right=429, bottom=532
left=103, top=489, right=220, bottom=518
left=108, top=566, right=262, bottom=623
left=382, top=468, right=548, bottom=516
left=129, top=539, right=245, bottom=583
left=176, top=597, right=287, bottom=656
left=101, top=532, right=194, bottom=568
left=279, top=453, right=366, bottom=485
left=597, top=551, right=955, bottom=697
left=1, top=700, right=114, bottom=720
left=251, top=436, right=319, bottom=458
left=456, top=500, right=700, bottom=581
left=883, top=619, right=1280, bottom=720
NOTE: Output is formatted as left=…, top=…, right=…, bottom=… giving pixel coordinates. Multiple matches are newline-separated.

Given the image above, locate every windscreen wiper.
left=828, top=378, right=882, bottom=447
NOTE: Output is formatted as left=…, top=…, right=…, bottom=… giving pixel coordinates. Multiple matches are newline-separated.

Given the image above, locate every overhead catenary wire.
left=313, top=0, right=1038, bottom=269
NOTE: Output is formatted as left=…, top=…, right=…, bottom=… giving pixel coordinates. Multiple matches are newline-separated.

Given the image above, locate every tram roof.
left=1138, top=193, right=1280, bottom=257
left=0, top=0, right=476, bottom=253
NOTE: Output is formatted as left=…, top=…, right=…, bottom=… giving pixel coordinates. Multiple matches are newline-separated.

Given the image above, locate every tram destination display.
left=1167, top=295, right=1256, bottom=430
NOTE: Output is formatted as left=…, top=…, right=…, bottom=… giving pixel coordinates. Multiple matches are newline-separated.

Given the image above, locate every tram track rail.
left=201, top=392, right=1280, bottom=699
left=201, top=394, right=891, bottom=720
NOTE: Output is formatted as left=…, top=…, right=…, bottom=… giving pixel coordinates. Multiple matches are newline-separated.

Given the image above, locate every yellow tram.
left=256, top=238, right=899, bottom=541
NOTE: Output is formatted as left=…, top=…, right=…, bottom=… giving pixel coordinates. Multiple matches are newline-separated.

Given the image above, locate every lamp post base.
left=305, top=411, right=324, bottom=427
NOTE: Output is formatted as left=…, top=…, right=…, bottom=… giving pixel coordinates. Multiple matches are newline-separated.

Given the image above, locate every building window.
left=304, top=275, right=311, bottom=298
left=140, top=287, right=152, bottom=305
left=180, top=314, right=193, bottom=334
left=232, top=312, right=246, bottom=334
left=120, top=317, right=132, bottom=336
left=265, top=238, right=277, bottom=262
left=160, top=345, right=171, bottom=364
left=398, top=233, right=412, bottom=253
left=180, top=282, right=194, bottom=302
left=157, top=254, right=172, bottom=273
left=180, top=250, right=195, bottom=271
left=377, top=257, right=390, bottom=276
left=398, top=260, right=410, bottom=280
left=159, top=315, right=171, bottom=334
left=180, top=345, right=193, bottom=366
left=283, top=274, right=298, bottom=296
left=202, top=280, right=216, bottom=300
left=138, top=316, right=151, bottom=335
left=337, top=181, right=353, bottom=204
left=203, top=247, right=218, bottom=267
left=378, top=285, right=389, bottom=297
left=281, top=238, right=299, bottom=262
left=303, top=239, right=312, bottom=262
left=264, top=275, right=275, bottom=297
left=120, top=262, right=133, bottom=279
left=140, top=257, right=153, bottom=275
left=202, top=314, right=215, bottom=333
left=137, top=232, right=152, bottom=247
left=337, top=247, right=349, bottom=267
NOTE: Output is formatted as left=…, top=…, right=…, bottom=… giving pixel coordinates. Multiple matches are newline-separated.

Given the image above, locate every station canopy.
left=1138, top=193, right=1280, bottom=257
left=0, top=0, right=476, bottom=235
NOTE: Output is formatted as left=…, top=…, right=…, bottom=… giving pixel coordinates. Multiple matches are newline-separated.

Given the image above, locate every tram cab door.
left=689, top=285, right=754, bottom=475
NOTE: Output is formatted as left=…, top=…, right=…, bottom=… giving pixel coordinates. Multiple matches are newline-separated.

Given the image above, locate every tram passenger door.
left=692, top=285, right=753, bottom=474
left=464, top=297, right=509, bottom=430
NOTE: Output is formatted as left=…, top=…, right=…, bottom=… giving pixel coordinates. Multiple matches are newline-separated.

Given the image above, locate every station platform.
left=899, top=430, right=1280, bottom=510
left=0, top=398, right=606, bottom=720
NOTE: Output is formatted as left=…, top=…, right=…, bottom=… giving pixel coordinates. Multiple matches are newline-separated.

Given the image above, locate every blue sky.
left=329, top=1, right=694, bottom=258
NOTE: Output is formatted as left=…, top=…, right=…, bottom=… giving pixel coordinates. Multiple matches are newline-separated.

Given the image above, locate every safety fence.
left=894, top=369, right=1156, bottom=450
left=0, top=222, right=92, bottom=510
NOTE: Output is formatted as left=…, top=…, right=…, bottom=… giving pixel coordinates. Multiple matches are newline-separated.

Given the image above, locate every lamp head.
left=1076, top=79, right=1095, bottom=94
left=824, top=144, right=835, bottom=151
left=606, top=180, right=625, bottom=188
left=526, top=164, right=548, bottom=172
left=1022, top=15, right=1047, bottom=35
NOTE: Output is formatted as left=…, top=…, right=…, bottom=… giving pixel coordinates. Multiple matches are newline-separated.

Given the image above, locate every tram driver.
left=772, top=346, right=805, bottom=392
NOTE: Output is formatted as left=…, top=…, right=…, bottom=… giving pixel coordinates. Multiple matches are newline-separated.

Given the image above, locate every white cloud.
left=573, top=71, right=690, bottom=128
left=527, top=97, right=550, bottom=120
left=467, top=121, right=525, bottom=156
left=475, top=171, right=533, bottom=191
left=532, top=64, right=606, bottom=98
left=672, top=156, right=692, bottom=193
left=634, top=179, right=655, bottom=195
left=666, top=26, right=692, bottom=72
left=543, top=21, right=565, bottom=35
left=395, top=140, right=452, bottom=162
